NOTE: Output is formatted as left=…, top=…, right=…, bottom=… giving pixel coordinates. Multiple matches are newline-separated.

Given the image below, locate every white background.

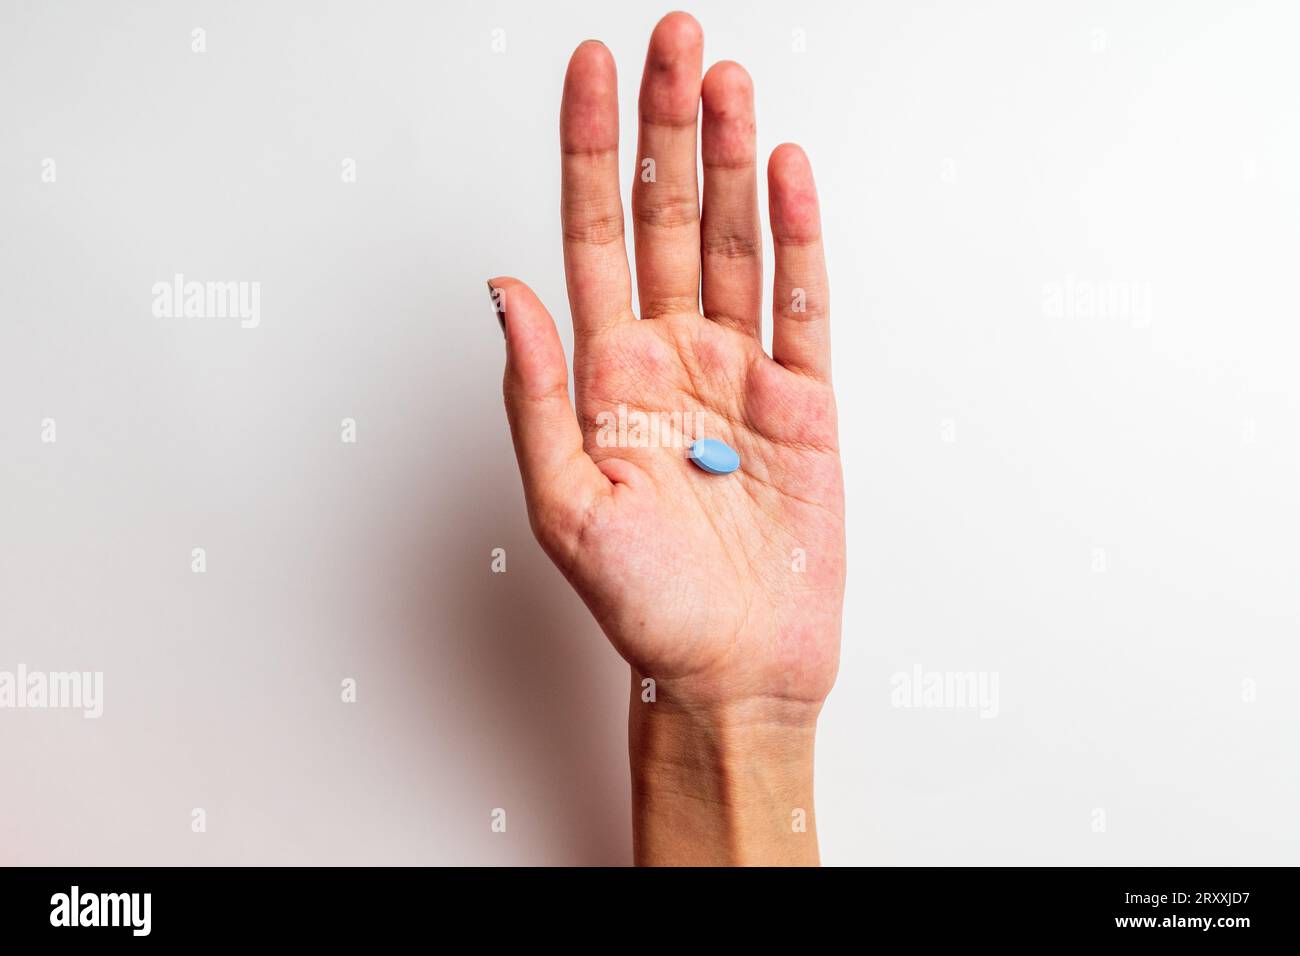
left=2, top=0, right=1297, bottom=865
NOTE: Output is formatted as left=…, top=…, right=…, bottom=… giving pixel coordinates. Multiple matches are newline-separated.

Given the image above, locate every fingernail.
left=486, top=281, right=505, bottom=337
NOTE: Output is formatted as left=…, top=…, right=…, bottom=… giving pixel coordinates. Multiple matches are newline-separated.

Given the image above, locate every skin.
left=491, top=11, right=844, bottom=866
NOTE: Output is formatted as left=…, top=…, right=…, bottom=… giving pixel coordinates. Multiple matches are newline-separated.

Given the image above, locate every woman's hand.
left=493, top=12, right=844, bottom=865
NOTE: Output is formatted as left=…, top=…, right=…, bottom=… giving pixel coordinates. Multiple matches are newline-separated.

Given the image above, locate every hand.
left=492, top=12, right=844, bottom=865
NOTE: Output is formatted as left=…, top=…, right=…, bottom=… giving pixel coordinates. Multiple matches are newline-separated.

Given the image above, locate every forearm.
left=628, top=673, right=823, bottom=866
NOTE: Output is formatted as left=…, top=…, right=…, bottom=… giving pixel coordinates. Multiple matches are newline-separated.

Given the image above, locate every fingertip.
left=702, top=60, right=753, bottom=114
left=567, top=38, right=615, bottom=80
left=650, top=11, right=704, bottom=56
left=641, top=11, right=704, bottom=122
left=493, top=278, right=566, bottom=397
left=487, top=275, right=534, bottom=314
left=562, top=42, right=620, bottom=152
left=768, top=144, right=821, bottom=241
left=487, top=276, right=545, bottom=343
left=768, top=142, right=812, bottom=181
left=701, top=61, right=756, bottom=169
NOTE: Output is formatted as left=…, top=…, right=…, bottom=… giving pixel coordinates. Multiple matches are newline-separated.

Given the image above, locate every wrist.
left=627, top=672, right=823, bottom=866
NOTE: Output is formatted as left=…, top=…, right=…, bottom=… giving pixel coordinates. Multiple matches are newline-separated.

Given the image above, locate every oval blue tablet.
left=689, top=438, right=740, bottom=475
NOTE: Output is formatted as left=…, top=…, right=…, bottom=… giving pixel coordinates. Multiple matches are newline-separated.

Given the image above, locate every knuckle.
left=634, top=192, right=700, bottom=230
left=563, top=210, right=625, bottom=246
left=703, top=231, right=761, bottom=259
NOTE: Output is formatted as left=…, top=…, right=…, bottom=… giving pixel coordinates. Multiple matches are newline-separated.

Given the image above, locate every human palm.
left=495, top=13, right=844, bottom=713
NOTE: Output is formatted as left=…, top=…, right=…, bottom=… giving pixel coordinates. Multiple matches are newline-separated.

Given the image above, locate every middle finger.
left=632, top=12, right=705, bottom=319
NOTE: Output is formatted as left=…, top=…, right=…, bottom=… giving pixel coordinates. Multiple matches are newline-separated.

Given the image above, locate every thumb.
left=490, top=276, right=608, bottom=559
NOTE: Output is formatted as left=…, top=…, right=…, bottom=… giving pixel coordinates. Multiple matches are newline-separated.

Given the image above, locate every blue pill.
left=689, top=438, right=740, bottom=475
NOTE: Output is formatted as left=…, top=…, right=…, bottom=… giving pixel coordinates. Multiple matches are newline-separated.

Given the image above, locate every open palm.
left=494, top=13, right=844, bottom=714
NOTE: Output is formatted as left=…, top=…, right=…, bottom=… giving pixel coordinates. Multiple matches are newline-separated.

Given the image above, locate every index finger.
left=560, top=40, right=635, bottom=336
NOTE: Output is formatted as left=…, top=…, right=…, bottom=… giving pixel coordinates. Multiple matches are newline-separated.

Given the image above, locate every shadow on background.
left=384, top=364, right=631, bottom=865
